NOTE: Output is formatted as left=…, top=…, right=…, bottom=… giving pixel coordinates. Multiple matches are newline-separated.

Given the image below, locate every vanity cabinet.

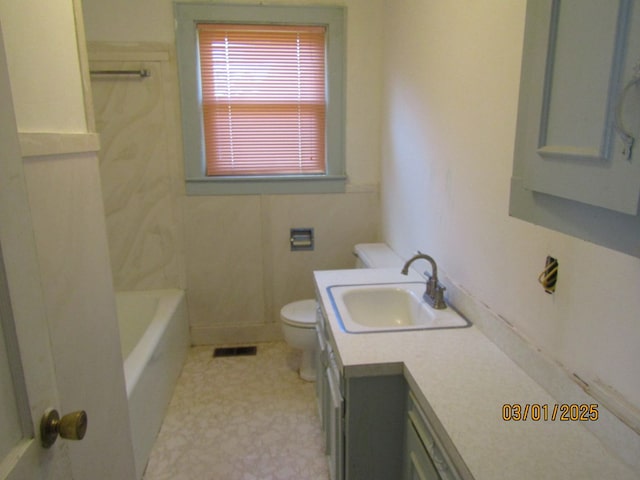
left=315, top=297, right=467, bottom=480
left=315, top=304, right=406, bottom=480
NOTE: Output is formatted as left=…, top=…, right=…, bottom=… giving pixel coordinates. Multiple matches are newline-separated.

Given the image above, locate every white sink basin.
left=328, top=282, right=470, bottom=333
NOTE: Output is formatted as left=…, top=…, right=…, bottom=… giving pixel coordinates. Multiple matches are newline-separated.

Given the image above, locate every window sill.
left=185, top=175, right=347, bottom=195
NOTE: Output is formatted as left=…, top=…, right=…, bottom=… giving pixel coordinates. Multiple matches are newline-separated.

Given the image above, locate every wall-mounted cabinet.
left=510, top=0, right=640, bottom=257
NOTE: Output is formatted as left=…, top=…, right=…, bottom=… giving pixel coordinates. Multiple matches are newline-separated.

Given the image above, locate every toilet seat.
left=280, top=299, right=316, bottom=328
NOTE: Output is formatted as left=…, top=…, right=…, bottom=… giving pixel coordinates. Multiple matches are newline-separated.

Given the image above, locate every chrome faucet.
left=401, top=252, right=447, bottom=309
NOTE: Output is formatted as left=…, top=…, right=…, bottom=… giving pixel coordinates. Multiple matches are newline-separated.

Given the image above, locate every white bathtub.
left=116, top=289, right=190, bottom=480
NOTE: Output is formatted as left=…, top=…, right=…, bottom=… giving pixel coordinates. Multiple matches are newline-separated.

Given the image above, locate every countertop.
left=314, top=268, right=638, bottom=480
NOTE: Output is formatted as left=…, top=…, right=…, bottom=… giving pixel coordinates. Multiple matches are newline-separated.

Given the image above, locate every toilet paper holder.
left=290, top=228, right=314, bottom=251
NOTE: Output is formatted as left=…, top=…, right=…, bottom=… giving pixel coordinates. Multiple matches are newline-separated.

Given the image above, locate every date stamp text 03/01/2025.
left=502, top=404, right=599, bottom=422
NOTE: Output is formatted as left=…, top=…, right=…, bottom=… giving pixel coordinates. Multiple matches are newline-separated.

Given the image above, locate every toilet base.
left=299, top=348, right=316, bottom=382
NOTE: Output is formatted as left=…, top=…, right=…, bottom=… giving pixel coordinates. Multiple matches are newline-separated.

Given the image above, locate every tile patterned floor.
left=143, top=342, right=329, bottom=480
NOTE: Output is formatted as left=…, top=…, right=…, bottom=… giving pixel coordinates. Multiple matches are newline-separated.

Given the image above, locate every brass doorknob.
left=40, top=408, right=88, bottom=448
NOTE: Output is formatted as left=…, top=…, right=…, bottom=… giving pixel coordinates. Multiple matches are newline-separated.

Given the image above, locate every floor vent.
left=213, top=346, right=258, bottom=358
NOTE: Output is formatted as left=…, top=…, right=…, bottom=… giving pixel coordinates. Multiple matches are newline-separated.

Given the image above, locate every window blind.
left=197, top=23, right=327, bottom=176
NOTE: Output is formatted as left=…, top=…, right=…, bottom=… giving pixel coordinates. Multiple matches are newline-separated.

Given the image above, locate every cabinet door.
left=516, top=0, right=640, bottom=214
left=406, top=392, right=465, bottom=480
left=326, top=360, right=344, bottom=480
left=404, top=423, right=441, bottom=480
left=315, top=325, right=327, bottom=423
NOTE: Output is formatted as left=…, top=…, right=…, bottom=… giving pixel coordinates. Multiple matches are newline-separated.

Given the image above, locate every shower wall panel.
left=89, top=44, right=185, bottom=291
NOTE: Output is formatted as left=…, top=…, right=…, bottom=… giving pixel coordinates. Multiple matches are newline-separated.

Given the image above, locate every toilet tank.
left=353, top=243, right=403, bottom=269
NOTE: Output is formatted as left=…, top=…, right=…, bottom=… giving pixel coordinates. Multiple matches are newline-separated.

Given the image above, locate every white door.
left=0, top=23, right=76, bottom=480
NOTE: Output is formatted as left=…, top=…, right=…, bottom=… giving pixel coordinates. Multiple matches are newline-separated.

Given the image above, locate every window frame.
left=175, top=3, right=346, bottom=195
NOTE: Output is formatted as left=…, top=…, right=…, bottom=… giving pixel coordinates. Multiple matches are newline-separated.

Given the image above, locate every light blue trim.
left=175, top=3, right=346, bottom=195
left=186, top=175, right=347, bottom=195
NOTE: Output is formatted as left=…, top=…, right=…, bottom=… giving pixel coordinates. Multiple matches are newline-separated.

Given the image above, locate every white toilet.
left=280, top=299, right=318, bottom=381
left=352, top=242, right=404, bottom=269
left=280, top=243, right=403, bottom=381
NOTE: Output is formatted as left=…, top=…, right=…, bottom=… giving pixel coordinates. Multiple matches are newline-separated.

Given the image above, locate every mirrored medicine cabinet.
left=509, top=0, right=640, bottom=258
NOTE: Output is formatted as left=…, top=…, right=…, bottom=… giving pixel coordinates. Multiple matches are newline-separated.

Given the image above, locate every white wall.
left=0, top=0, right=86, bottom=132
left=381, top=0, right=640, bottom=414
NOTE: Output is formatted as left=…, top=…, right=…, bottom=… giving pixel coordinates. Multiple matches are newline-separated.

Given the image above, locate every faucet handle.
left=426, top=276, right=447, bottom=309
left=432, top=285, right=447, bottom=310
left=425, top=272, right=434, bottom=295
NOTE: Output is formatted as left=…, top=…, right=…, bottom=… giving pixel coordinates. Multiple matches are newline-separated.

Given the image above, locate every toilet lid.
left=280, top=299, right=317, bottom=327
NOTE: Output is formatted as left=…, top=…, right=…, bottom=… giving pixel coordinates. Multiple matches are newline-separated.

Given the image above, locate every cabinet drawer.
left=405, top=420, right=441, bottom=480
left=407, top=392, right=463, bottom=480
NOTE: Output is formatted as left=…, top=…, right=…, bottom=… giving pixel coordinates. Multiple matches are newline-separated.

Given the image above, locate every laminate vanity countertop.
left=314, top=268, right=638, bottom=480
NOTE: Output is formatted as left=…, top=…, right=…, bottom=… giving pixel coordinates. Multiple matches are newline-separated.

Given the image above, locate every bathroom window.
left=175, top=4, right=346, bottom=195
left=199, top=24, right=326, bottom=177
